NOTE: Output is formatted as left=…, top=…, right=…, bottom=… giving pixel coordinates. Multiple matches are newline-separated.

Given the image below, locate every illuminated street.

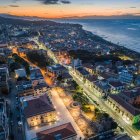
left=50, top=88, right=85, bottom=139
left=12, top=48, right=54, bottom=86
left=1, top=7, right=140, bottom=140
left=70, top=70, right=140, bottom=140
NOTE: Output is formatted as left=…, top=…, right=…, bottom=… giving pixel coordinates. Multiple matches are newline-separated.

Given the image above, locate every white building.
left=71, top=59, right=82, bottom=69
left=15, top=68, right=27, bottom=78
left=119, top=70, right=133, bottom=84
left=30, top=67, right=45, bottom=86
left=0, top=99, right=9, bottom=140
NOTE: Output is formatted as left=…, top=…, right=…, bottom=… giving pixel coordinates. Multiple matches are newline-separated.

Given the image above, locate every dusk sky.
left=0, top=0, right=140, bottom=18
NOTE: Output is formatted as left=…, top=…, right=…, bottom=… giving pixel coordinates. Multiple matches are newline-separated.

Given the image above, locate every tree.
left=111, top=121, right=118, bottom=129
left=26, top=51, right=47, bottom=69
left=10, top=62, right=21, bottom=72
left=1, top=87, right=9, bottom=95
left=57, top=75, right=62, bottom=81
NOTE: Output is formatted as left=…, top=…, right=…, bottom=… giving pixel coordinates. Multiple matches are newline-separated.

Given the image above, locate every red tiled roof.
left=109, top=94, right=140, bottom=116
left=37, top=123, right=77, bottom=140
left=23, top=94, right=55, bottom=118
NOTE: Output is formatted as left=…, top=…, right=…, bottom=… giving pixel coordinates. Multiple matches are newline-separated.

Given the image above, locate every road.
left=7, top=77, right=25, bottom=140
left=50, top=88, right=85, bottom=140
left=12, top=49, right=84, bottom=140
left=12, top=49, right=54, bottom=87
left=70, top=71, right=140, bottom=140
left=25, top=40, right=140, bottom=140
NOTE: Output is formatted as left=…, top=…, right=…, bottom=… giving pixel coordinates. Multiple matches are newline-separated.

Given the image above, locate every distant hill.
left=61, top=15, right=140, bottom=19
left=0, top=15, right=57, bottom=26
left=0, top=13, right=140, bottom=20
left=0, top=13, right=47, bottom=21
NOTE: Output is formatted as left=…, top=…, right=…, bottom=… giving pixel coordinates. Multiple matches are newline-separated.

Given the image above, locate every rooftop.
left=23, top=94, right=55, bottom=118
left=62, top=72, right=72, bottom=79
left=33, top=83, right=49, bottom=90
left=83, top=63, right=94, bottom=69
left=86, top=75, right=98, bottom=82
left=77, top=68, right=89, bottom=76
left=109, top=81, right=124, bottom=88
left=47, top=64, right=66, bottom=71
left=109, top=94, right=140, bottom=116
left=100, top=72, right=118, bottom=80
left=36, top=123, right=77, bottom=140
left=121, top=87, right=140, bottom=98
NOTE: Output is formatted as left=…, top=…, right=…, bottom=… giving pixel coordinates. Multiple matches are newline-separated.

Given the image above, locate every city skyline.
left=0, top=0, right=140, bottom=18
left=1, top=1, right=140, bottom=139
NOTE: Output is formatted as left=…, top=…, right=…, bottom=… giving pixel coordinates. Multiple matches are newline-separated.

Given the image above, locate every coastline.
left=1, top=16, right=140, bottom=60
left=53, top=19, right=140, bottom=59
left=80, top=23, right=140, bottom=60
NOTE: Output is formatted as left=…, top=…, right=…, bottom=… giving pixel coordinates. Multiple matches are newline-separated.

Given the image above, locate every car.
left=18, top=121, right=23, bottom=126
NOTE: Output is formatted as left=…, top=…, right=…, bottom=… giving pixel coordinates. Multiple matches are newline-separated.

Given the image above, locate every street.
left=50, top=88, right=85, bottom=140
left=7, top=77, right=25, bottom=140
left=70, top=71, right=140, bottom=140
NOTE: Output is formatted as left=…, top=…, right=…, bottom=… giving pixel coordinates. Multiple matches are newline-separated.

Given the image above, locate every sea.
left=54, top=19, right=140, bottom=53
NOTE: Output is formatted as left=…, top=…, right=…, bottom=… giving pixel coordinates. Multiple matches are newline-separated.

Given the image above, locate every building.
left=109, top=81, right=125, bottom=94
left=0, top=67, right=9, bottom=94
left=30, top=66, right=45, bottom=86
left=33, top=83, right=49, bottom=96
left=94, top=80, right=110, bottom=97
left=71, top=58, right=82, bottom=69
left=0, top=44, right=8, bottom=54
left=15, top=68, right=27, bottom=78
left=46, top=64, right=67, bottom=77
left=96, top=65, right=105, bottom=73
left=36, top=123, right=77, bottom=140
left=119, top=70, right=133, bottom=84
left=61, top=72, right=73, bottom=83
left=56, top=51, right=71, bottom=65
left=0, top=53, right=6, bottom=63
left=83, top=63, right=95, bottom=75
left=16, top=80, right=34, bottom=97
left=120, top=87, right=140, bottom=104
left=75, top=67, right=90, bottom=80
left=22, top=94, right=56, bottom=128
left=134, top=75, right=140, bottom=86
left=0, top=99, right=9, bottom=140
left=107, top=94, right=140, bottom=124
left=99, top=72, right=118, bottom=82
left=85, top=75, right=98, bottom=88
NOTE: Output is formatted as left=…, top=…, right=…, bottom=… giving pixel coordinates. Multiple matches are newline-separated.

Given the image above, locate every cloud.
left=130, top=6, right=136, bottom=8
left=9, top=5, right=20, bottom=7
left=61, top=0, right=71, bottom=4
left=36, top=0, right=71, bottom=5
left=134, top=13, right=140, bottom=15
left=11, top=0, right=71, bottom=5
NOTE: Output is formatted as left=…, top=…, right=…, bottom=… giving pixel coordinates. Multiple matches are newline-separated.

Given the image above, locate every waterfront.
left=54, top=19, right=140, bottom=53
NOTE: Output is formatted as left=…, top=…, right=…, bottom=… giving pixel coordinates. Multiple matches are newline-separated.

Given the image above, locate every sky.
left=0, top=0, right=140, bottom=18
